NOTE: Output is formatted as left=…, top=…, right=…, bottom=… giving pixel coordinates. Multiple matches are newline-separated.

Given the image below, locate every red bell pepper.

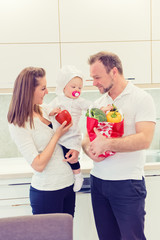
left=55, top=110, right=72, bottom=126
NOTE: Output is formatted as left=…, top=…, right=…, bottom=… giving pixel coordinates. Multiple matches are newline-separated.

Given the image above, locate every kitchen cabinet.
left=152, top=42, right=160, bottom=83
left=1, top=0, right=159, bottom=90
left=0, top=178, right=32, bottom=218
left=145, top=175, right=160, bottom=239
left=60, top=0, right=150, bottom=42
left=0, top=44, right=60, bottom=88
left=0, top=0, right=59, bottom=43
left=61, top=41, right=151, bottom=84
left=74, top=191, right=98, bottom=240
left=152, top=0, right=160, bottom=40
left=0, top=158, right=160, bottom=240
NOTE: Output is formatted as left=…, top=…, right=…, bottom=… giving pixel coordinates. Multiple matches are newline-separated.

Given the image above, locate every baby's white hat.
left=55, top=65, right=83, bottom=95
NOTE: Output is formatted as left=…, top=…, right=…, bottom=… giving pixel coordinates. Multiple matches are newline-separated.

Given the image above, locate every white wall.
left=0, top=0, right=160, bottom=88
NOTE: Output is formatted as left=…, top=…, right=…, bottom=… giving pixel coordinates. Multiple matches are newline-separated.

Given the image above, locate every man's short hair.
left=88, top=51, right=123, bottom=75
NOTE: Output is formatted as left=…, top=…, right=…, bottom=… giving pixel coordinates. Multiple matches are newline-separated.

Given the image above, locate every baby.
left=47, top=65, right=91, bottom=192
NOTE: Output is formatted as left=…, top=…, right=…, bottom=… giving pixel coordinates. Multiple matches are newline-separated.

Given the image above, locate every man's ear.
left=111, top=67, right=118, bottom=77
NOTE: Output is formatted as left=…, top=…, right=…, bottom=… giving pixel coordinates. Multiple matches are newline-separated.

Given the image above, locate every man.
left=82, top=51, right=156, bottom=240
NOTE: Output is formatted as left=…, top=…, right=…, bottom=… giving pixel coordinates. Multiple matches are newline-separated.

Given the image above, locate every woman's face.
left=33, top=76, right=48, bottom=105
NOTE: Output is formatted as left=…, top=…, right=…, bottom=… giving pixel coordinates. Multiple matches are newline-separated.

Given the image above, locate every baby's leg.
left=61, top=145, right=84, bottom=192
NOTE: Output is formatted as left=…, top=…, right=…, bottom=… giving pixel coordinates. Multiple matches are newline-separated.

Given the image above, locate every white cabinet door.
left=0, top=44, right=60, bottom=88
left=145, top=175, right=160, bottom=240
left=74, top=192, right=98, bottom=240
left=0, top=0, right=59, bottom=43
left=152, top=42, right=160, bottom=83
left=0, top=199, right=32, bottom=218
left=60, top=0, right=150, bottom=42
left=61, top=41, right=151, bottom=84
left=0, top=182, right=32, bottom=218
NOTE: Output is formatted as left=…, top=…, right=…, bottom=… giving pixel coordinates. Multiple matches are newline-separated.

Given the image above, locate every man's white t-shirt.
left=91, top=82, right=156, bottom=180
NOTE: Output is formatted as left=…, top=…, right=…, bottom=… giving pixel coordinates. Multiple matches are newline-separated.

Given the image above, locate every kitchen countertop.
left=0, top=157, right=94, bottom=180
left=0, top=155, right=160, bottom=180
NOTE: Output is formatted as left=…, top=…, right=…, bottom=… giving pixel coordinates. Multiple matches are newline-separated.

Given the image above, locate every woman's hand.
left=63, top=149, right=79, bottom=164
left=32, top=121, right=73, bottom=172
left=54, top=121, right=73, bottom=139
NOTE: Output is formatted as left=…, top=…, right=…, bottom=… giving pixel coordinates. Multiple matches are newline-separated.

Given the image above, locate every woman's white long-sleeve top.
left=47, top=95, right=91, bottom=152
left=8, top=106, right=74, bottom=191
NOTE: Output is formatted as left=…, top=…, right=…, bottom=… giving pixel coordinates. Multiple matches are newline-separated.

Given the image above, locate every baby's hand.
left=49, top=107, right=61, bottom=116
left=100, top=104, right=113, bottom=113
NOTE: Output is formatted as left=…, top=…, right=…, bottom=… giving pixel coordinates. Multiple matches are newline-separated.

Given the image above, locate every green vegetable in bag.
left=85, top=108, right=107, bottom=122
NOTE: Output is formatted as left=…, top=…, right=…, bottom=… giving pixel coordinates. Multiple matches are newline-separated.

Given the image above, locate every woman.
left=7, top=67, right=78, bottom=216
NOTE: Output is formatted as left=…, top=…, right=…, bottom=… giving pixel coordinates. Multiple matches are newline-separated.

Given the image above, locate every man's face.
left=90, top=60, right=113, bottom=94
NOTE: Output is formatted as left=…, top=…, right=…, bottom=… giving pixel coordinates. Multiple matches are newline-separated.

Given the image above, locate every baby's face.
left=63, top=77, right=83, bottom=99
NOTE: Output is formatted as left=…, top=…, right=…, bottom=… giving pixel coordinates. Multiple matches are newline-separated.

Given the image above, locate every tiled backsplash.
left=1, top=88, right=160, bottom=161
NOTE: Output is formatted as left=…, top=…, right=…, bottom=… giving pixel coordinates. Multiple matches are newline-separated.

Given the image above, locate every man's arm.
left=89, top=121, right=155, bottom=157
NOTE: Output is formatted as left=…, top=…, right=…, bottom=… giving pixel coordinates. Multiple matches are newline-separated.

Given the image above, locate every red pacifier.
left=72, top=91, right=80, bottom=97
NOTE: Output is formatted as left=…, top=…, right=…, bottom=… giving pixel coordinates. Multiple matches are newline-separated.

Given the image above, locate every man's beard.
left=100, top=82, right=113, bottom=94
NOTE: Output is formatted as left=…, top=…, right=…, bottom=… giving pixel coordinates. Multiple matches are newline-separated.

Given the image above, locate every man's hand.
left=87, top=147, right=105, bottom=162
left=63, top=149, right=79, bottom=164
left=90, top=121, right=156, bottom=154
left=82, top=132, right=105, bottom=162
left=89, top=128, right=109, bottom=157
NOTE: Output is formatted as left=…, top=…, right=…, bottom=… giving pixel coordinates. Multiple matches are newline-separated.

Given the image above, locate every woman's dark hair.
left=7, top=67, right=46, bottom=128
